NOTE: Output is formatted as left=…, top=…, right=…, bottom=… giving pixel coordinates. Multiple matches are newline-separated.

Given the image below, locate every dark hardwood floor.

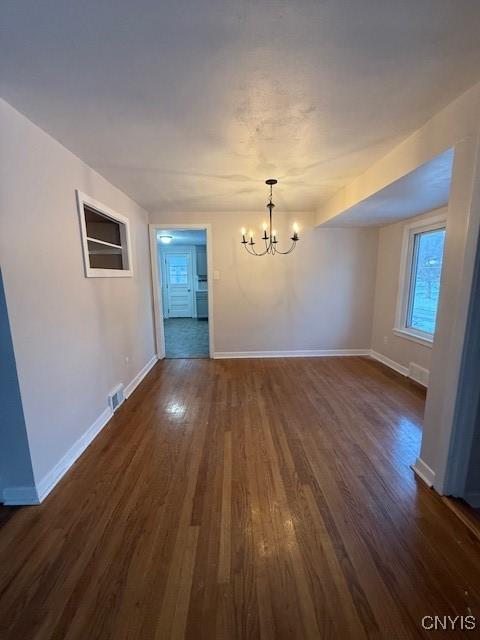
left=1, top=357, right=480, bottom=639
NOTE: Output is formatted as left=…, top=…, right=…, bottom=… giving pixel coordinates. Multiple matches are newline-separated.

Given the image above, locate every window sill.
left=392, top=328, right=433, bottom=348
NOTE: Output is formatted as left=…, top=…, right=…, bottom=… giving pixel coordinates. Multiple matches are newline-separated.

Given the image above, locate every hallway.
left=164, top=318, right=209, bottom=358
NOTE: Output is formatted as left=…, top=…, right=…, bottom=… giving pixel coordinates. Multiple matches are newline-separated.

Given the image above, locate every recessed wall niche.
left=76, top=191, right=133, bottom=278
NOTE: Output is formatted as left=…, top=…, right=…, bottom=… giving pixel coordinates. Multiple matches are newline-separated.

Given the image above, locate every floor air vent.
left=108, top=384, right=125, bottom=412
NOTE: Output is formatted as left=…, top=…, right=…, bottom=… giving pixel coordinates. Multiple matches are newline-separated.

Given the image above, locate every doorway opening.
left=150, top=226, right=213, bottom=359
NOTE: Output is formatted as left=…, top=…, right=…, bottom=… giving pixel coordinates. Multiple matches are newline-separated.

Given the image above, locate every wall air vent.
left=108, top=384, right=125, bottom=412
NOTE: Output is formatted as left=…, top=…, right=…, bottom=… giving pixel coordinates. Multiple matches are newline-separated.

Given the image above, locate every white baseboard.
left=213, top=349, right=370, bottom=359
left=369, top=350, right=409, bottom=376
left=464, top=492, right=480, bottom=508
left=36, top=406, right=114, bottom=502
left=2, top=485, right=40, bottom=506
left=124, top=354, right=158, bottom=398
left=22, top=355, right=159, bottom=506
left=408, top=362, right=430, bottom=387
left=412, top=457, right=436, bottom=487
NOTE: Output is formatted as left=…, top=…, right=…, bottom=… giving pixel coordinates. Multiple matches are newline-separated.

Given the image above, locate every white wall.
left=150, top=212, right=379, bottom=355
left=0, top=100, right=156, bottom=495
left=370, top=209, right=447, bottom=373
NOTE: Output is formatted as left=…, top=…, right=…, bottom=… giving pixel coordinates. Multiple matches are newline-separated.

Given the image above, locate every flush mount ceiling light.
left=241, top=179, right=300, bottom=256
left=158, top=234, right=173, bottom=245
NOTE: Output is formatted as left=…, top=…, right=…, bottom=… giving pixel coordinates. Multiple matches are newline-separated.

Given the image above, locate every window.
left=168, top=255, right=188, bottom=284
left=76, top=191, right=133, bottom=278
left=395, top=215, right=446, bottom=345
left=407, top=228, right=445, bottom=334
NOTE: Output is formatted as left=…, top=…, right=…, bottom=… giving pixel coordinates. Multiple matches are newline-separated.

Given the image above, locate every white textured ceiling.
left=2, top=1, right=480, bottom=213
left=323, top=148, right=454, bottom=227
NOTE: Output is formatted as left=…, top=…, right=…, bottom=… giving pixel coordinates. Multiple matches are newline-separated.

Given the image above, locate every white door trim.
left=149, top=223, right=214, bottom=359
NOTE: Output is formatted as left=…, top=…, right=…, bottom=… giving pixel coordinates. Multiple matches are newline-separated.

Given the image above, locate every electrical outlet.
left=383, top=336, right=388, bottom=344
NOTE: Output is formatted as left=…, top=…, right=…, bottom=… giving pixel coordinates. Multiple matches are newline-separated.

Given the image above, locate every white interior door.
left=164, top=252, right=193, bottom=318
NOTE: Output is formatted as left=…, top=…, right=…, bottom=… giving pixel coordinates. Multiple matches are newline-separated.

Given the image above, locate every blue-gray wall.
left=0, top=269, right=35, bottom=496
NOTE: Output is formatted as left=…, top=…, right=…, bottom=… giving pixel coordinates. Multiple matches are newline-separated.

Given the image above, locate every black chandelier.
left=241, top=179, right=300, bottom=256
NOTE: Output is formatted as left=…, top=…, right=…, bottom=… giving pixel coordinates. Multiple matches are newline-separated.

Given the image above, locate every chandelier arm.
left=271, top=240, right=298, bottom=255
left=244, top=244, right=258, bottom=256
left=244, top=243, right=269, bottom=256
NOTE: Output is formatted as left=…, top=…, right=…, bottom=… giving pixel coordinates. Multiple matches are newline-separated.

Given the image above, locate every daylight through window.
left=406, top=227, right=446, bottom=335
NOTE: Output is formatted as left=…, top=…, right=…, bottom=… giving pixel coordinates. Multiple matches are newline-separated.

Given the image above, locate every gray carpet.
left=164, top=318, right=209, bottom=358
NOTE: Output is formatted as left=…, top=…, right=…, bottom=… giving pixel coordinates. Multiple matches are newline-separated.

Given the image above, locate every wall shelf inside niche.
left=86, top=237, right=122, bottom=250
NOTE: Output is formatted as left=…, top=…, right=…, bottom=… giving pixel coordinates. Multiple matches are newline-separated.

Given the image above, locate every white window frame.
left=76, top=190, right=133, bottom=278
left=394, top=213, right=446, bottom=347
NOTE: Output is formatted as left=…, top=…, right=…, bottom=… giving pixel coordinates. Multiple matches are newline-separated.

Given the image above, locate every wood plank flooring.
left=1, top=357, right=480, bottom=639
